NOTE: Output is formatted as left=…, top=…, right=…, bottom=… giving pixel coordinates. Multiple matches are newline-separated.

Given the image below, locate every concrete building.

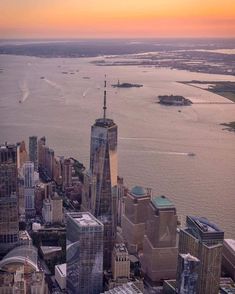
left=29, top=136, right=38, bottom=171
left=42, top=192, right=63, bottom=224
left=66, top=212, right=104, bottom=294
left=17, top=141, right=28, bottom=169
left=176, top=253, right=200, bottom=294
left=141, top=195, right=178, bottom=284
left=112, top=243, right=130, bottom=280
left=0, top=143, right=19, bottom=254
left=89, top=83, right=118, bottom=269
left=51, top=192, right=63, bottom=224
left=42, top=199, right=52, bottom=223
left=55, top=263, right=66, bottom=290
left=222, top=239, right=235, bottom=281
left=35, top=183, right=45, bottom=215
left=122, top=186, right=151, bottom=254
left=62, top=158, right=72, bottom=190
left=179, top=216, right=224, bottom=294
left=38, top=136, right=46, bottom=170
left=53, top=156, right=62, bottom=185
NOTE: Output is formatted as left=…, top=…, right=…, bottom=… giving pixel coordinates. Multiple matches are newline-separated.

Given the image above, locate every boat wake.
left=19, top=80, right=30, bottom=103
left=44, top=78, right=61, bottom=90
left=83, top=88, right=90, bottom=97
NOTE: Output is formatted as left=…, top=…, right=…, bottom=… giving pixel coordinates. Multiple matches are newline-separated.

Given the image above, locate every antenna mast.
left=103, top=75, right=107, bottom=120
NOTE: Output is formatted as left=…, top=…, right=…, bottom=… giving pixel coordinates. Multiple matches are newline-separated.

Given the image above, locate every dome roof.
left=130, top=186, right=147, bottom=197
left=0, top=245, right=39, bottom=272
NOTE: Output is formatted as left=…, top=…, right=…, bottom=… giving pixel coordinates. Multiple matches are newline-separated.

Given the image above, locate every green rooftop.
left=131, top=186, right=147, bottom=197
left=151, top=195, right=175, bottom=209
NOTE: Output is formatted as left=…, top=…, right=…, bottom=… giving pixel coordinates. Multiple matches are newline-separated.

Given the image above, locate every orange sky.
left=0, top=0, right=235, bottom=38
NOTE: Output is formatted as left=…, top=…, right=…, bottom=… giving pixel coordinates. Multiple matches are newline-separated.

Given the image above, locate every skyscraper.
left=0, top=143, right=19, bottom=254
left=29, top=136, right=38, bottom=171
left=176, top=253, right=200, bottom=294
left=179, top=216, right=224, bottom=294
left=66, top=212, right=104, bottom=294
left=23, top=161, right=35, bottom=217
left=89, top=78, right=118, bottom=269
left=122, top=186, right=151, bottom=254
left=62, top=158, right=72, bottom=190
left=141, top=195, right=178, bottom=284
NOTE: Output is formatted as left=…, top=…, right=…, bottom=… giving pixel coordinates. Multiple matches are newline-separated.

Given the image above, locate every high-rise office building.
left=179, top=216, right=224, bottom=294
left=29, top=136, right=38, bottom=171
left=89, top=79, right=118, bottom=269
left=23, top=161, right=35, bottom=217
left=23, top=161, right=34, bottom=188
left=17, top=141, right=28, bottom=169
left=0, top=143, right=19, bottom=254
left=112, top=243, right=130, bottom=281
left=122, top=186, right=151, bottom=254
left=176, top=253, right=200, bottom=294
left=38, top=136, right=46, bottom=170
left=141, top=195, right=178, bottom=284
left=66, top=212, right=104, bottom=294
left=62, top=158, right=72, bottom=190
left=0, top=144, right=18, bottom=198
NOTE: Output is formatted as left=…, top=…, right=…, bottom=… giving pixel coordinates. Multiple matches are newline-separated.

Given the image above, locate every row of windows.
left=0, top=234, right=18, bottom=243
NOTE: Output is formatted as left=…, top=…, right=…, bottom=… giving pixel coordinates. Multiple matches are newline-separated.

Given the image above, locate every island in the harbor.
left=112, top=80, right=143, bottom=88
left=158, top=95, right=192, bottom=106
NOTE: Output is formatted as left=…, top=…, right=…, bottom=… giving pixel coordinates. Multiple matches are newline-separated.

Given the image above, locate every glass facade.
left=90, top=118, right=118, bottom=269
left=0, top=144, right=19, bottom=254
left=66, top=212, right=104, bottom=294
left=90, top=118, right=117, bottom=269
left=29, top=136, right=38, bottom=171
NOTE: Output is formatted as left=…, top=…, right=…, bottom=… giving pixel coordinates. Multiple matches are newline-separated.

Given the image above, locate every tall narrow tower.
left=90, top=77, right=118, bottom=269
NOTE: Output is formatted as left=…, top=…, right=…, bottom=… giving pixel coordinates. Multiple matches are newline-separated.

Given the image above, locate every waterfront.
left=0, top=54, right=235, bottom=237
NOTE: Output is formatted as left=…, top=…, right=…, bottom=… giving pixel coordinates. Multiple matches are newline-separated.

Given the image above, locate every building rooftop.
left=114, top=243, right=128, bottom=254
left=94, top=118, right=116, bottom=128
left=0, top=245, right=39, bottom=272
left=224, top=239, right=235, bottom=252
left=151, top=195, right=175, bottom=209
left=189, top=216, right=222, bottom=233
left=55, top=263, right=66, bottom=277
left=130, top=186, right=147, bottom=197
left=67, top=212, right=103, bottom=228
left=40, top=246, right=62, bottom=256
left=102, top=282, right=143, bottom=294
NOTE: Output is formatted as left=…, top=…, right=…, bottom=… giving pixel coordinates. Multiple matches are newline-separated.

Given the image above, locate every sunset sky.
left=0, top=0, right=235, bottom=38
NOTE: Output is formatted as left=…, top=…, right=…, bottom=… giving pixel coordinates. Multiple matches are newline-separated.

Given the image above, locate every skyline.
left=0, top=0, right=235, bottom=39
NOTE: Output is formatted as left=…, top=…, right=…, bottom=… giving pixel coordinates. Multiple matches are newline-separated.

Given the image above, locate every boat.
left=188, top=152, right=196, bottom=156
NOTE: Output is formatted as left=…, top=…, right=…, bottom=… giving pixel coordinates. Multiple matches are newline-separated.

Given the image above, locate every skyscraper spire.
left=103, top=75, right=107, bottom=120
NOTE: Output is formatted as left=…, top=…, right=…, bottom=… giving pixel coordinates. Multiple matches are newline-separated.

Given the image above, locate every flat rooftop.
left=67, top=212, right=103, bottom=227
left=55, top=263, right=66, bottom=277
left=224, top=239, right=235, bottom=252
left=40, top=246, right=62, bottom=255
left=190, top=216, right=223, bottom=233
left=94, top=118, right=116, bottom=128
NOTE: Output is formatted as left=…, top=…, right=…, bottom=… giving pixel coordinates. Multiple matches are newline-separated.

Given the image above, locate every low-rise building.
left=55, top=263, right=66, bottom=290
